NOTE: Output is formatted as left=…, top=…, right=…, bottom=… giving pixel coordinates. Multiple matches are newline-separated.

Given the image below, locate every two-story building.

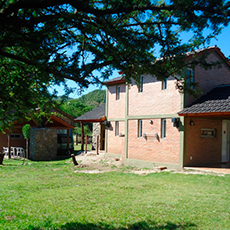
left=104, top=46, right=230, bottom=169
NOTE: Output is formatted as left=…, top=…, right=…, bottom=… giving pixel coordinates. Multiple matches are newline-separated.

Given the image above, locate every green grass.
left=1, top=159, right=230, bottom=230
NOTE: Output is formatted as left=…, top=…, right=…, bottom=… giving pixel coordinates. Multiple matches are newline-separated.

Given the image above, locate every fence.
left=75, top=135, right=92, bottom=145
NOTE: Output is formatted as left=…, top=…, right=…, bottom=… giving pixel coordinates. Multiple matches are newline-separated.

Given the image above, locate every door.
left=222, top=120, right=230, bottom=162
left=100, top=123, right=105, bottom=150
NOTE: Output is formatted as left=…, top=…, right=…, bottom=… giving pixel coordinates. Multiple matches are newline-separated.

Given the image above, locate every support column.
left=85, top=135, right=88, bottom=154
left=125, top=83, right=129, bottom=160
left=81, top=122, right=84, bottom=151
left=7, top=133, right=11, bottom=159
left=67, top=129, right=70, bottom=154
left=105, top=87, right=108, bottom=153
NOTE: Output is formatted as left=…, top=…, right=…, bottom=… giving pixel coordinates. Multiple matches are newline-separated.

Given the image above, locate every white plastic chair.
left=2, top=147, right=14, bottom=156
left=16, top=147, right=24, bottom=157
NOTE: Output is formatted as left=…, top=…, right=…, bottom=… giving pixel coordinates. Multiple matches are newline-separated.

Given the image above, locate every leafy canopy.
left=0, top=0, right=230, bottom=130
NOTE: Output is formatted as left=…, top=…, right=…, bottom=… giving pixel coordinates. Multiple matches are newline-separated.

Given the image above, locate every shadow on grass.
left=27, top=220, right=197, bottom=230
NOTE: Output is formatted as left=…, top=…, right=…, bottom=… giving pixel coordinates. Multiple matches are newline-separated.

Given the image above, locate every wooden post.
left=25, top=139, right=28, bottom=159
left=67, top=129, right=70, bottom=155
left=71, top=154, right=78, bottom=166
left=0, top=152, right=4, bottom=165
left=7, top=133, right=11, bottom=159
left=81, top=122, right=84, bottom=151
left=76, top=134, right=78, bottom=145
left=85, top=135, right=88, bottom=154
left=96, top=135, right=99, bottom=155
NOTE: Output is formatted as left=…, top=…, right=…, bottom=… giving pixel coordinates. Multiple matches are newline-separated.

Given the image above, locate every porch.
left=178, top=85, right=230, bottom=168
left=185, top=162, right=230, bottom=174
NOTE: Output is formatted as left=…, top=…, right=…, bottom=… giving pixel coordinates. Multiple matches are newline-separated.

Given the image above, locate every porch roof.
left=178, top=85, right=230, bottom=117
left=74, top=103, right=106, bottom=123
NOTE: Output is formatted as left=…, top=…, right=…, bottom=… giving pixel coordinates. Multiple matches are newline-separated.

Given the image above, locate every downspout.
left=179, top=90, right=185, bottom=169
left=105, top=87, right=108, bottom=153
left=125, top=83, right=129, bottom=160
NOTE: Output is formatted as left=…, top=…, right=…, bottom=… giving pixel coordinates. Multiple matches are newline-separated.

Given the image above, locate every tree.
left=60, top=99, right=93, bottom=118
left=0, top=0, right=230, bottom=130
left=22, top=124, right=31, bottom=160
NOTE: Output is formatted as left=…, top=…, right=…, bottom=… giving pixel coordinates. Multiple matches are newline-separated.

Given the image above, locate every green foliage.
left=60, top=99, right=93, bottom=119
left=74, top=123, right=92, bottom=136
left=60, top=90, right=105, bottom=135
left=0, top=1, right=230, bottom=130
left=78, top=90, right=106, bottom=107
left=60, top=89, right=105, bottom=120
left=22, top=124, right=31, bottom=139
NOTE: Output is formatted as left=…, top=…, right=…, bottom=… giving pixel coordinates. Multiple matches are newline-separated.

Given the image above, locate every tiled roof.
left=178, top=85, right=230, bottom=115
left=104, top=46, right=230, bottom=86
left=75, top=103, right=105, bottom=122
left=104, top=76, right=125, bottom=85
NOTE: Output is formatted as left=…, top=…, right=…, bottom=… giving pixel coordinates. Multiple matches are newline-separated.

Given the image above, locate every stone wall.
left=92, top=123, right=101, bottom=150
left=30, top=128, right=57, bottom=161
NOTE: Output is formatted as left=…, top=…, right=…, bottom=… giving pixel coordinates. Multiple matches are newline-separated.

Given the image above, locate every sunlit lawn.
left=1, top=158, right=230, bottom=230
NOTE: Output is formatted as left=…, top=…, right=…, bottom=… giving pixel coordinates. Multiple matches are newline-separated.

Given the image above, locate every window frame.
left=11, top=133, right=22, bottom=139
left=115, top=121, right=119, bottom=136
left=138, top=76, right=144, bottom=93
left=186, top=68, right=194, bottom=89
left=138, top=119, right=142, bottom=137
left=161, top=118, right=166, bottom=138
left=116, top=85, right=120, bottom=100
left=162, top=78, right=167, bottom=90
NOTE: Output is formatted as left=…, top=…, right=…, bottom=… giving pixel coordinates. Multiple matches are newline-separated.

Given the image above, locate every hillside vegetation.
left=60, top=89, right=105, bottom=118
left=78, top=90, right=106, bottom=108
left=59, top=90, right=106, bottom=136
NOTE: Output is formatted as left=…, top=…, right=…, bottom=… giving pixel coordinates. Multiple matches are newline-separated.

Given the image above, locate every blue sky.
left=52, top=24, right=230, bottom=99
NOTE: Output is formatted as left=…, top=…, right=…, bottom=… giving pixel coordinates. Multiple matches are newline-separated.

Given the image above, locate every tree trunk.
left=26, top=138, right=29, bottom=159
left=7, top=133, right=11, bottom=159
left=71, top=154, right=78, bottom=166
left=0, top=152, right=4, bottom=165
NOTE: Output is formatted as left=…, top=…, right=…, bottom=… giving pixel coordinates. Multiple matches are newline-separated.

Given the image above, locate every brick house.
left=104, top=46, right=230, bottom=169
left=1, top=109, right=75, bottom=160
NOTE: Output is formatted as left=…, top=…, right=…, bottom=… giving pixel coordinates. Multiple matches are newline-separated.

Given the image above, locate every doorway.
left=100, top=123, right=105, bottom=150
left=222, top=120, right=230, bottom=162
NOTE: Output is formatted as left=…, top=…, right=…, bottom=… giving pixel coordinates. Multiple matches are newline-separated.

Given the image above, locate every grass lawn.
left=1, top=158, right=230, bottom=230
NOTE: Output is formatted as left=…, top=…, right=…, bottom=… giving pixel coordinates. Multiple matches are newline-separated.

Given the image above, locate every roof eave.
left=104, top=79, right=126, bottom=86
left=74, top=116, right=106, bottom=123
left=178, top=111, right=230, bottom=117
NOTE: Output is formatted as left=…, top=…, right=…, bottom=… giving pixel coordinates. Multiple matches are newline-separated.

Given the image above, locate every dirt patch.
left=73, top=151, right=122, bottom=174
left=71, top=151, right=227, bottom=176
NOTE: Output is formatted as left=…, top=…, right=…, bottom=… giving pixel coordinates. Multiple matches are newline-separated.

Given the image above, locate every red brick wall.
left=107, top=84, right=126, bottom=119
left=186, top=52, right=230, bottom=106
left=184, top=117, right=222, bottom=166
left=128, top=76, right=182, bottom=116
left=107, top=121, right=125, bottom=159
left=128, top=118, right=180, bottom=164
left=0, top=128, right=26, bottom=152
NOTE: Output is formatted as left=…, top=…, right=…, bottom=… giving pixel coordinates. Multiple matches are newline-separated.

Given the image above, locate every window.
left=161, top=119, right=166, bottom=138
left=138, top=120, right=142, bottom=137
left=11, top=134, right=22, bottom=139
left=138, top=76, right=144, bottom=93
left=115, top=121, right=119, bottom=136
left=162, top=78, right=167, bottom=90
left=116, top=85, right=120, bottom=100
left=186, top=68, right=194, bottom=89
